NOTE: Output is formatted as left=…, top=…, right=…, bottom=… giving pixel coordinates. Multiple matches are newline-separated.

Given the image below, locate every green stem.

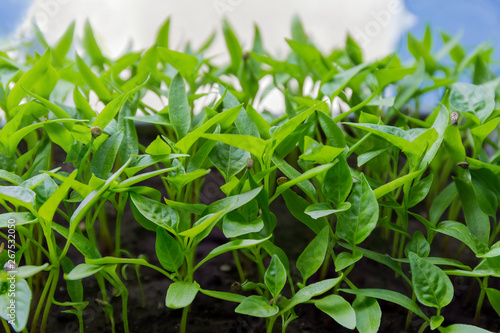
left=40, top=267, right=60, bottom=333
left=180, top=306, right=189, bottom=333
left=232, top=250, right=245, bottom=282
left=266, top=315, right=278, bottom=333
left=475, top=277, right=488, bottom=325
left=114, top=195, right=127, bottom=257
left=2, top=318, right=11, bottom=332
left=31, top=270, right=54, bottom=332
left=417, top=321, right=429, bottom=333
left=405, top=291, right=416, bottom=331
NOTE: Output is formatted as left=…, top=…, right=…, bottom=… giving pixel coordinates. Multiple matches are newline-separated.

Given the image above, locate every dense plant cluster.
left=0, top=17, right=500, bottom=333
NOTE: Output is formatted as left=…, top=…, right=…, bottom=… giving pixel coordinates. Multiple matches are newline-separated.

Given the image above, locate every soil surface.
left=33, top=129, right=500, bottom=333
left=43, top=177, right=500, bottom=333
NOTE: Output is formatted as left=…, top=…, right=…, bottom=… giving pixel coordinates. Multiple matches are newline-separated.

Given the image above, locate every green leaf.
left=304, top=202, right=351, bottom=219
left=222, top=211, right=263, bottom=238
left=156, top=228, right=183, bottom=272
left=52, top=223, right=102, bottom=259
left=155, top=17, right=170, bottom=48
left=157, top=48, right=198, bottom=78
left=272, top=155, right=318, bottom=203
left=165, top=281, right=199, bottom=309
left=374, top=169, right=424, bottom=199
left=334, top=251, right=363, bottom=272
left=296, top=227, right=329, bottom=282
left=444, top=125, right=466, bottom=163
left=374, top=67, right=416, bottom=89
left=339, top=288, right=428, bottom=320
left=53, top=21, right=75, bottom=65
left=270, top=163, right=333, bottom=203
left=0, top=171, right=23, bottom=185
left=178, top=212, right=224, bottom=238
left=82, top=20, right=105, bottom=67
left=197, top=288, right=245, bottom=303
left=166, top=169, right=210, bottom=191
left=15, top=263, right=49, bottom=279
left=435, top=221, right=488, bottom=256
left=485, top=288, right=500, bottom=317
left=169, top=73, right=191, bottom=139
left=69, top=160, right=131, bottom=248
left=176, top=105, right=241, bottom=153
left=438, top=324, right=494, bottom=333
left=430, top=183, right=458, bottom=225
left=299, top=136, right=344, bottom=164
left=317, top=111, right=347, bottom=149
left=455, top=177, right=490, bottom=244
left=409, top=253, right=454, bottom=309
left=408, top=174, right=434, bottom=208
left=291, top=15, right=308, bottom=44
left=235, top=295, right=278, bottom=318
left=200, top=133, right=268, bottom=159
left=90, top=131, right=123, bottom=179
left=194, top=237, right=270, bottom=271
left=248, top=52, right=301, bottom=78
left=204, top=187, right=262, bottom=215
left=343, top=122, right=411, bottom=150
left=450, top=82, right=496, bottom=124
left=38, top=170, right=76, bottom=225
left=287, top=39, right=330, bottom=74
left=92, top=94, right=127, bottom=131
left=471, top=118, right=500, bottom=154
left=314, top=295, right=356, bottom=329
left=71, top=125, right=92, bottom=144
left=145, top=136, right=171, bottom=155
left=75, top=54, right=111, bottom=102
left=405, top=231, right=431, bottom=257
left=337, top=174, right=379, bottom=245
left=408, top=33, right=436, bottom=73
left=0, top=212, right=37, bottom=228
left=222, top=19, right=243, bottom=74
left=129, top=193, right=179, bottom=232
left=0, top=186, right=36, bottom=211
left=0, top=279, right=31, bottom=332
left=65, top=264, right=104, bottom=280
left=321, top=63, right=369, bottom=99
left=470, top=168, right=500, bottom=217
left=265, top=255, right=287, bottom=299
left=119, top=166, right=179, bottom=189
left=209, top=141, right=250, bottom=181
left=283, top=190, right=328, bottom=234
left=278, top=277, right=342, bottom=314
left=7, top=50, right=54, bottom=110
left=117, top=100, right=139, bottom=163
left=322, top=154, right=352, bottom=207
left=431, top=315, right=445, bottom=330
left=352, top=296, right=381, bottom=333
left=271, top=104, right=319, bottom=148
left=73, top=87, right=96, bottom=119
left=357, top=148, right=390, bottom=167
left=346, top=34, right=363, bottom=65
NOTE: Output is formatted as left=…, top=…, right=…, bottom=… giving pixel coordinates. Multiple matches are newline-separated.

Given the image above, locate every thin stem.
left=180, top=306, right=189, bottom=333
left=232, top=250, right=245, bottom=282
left=474, top=277, right=489, bottom=325
left=266, top=315, right=278, bottom=333
left=405, top=291, right=416, bottom=331
left=2, top=318, right=11, bottom=332
left=417, top=321, right=429, bottom=333
left=40, top=268, right=60, bottom=333
left=31, top=270, right=54, bottom=332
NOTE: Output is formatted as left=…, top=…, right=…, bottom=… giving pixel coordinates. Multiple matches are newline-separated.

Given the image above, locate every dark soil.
left=30, top=126, right=500, bottom=333
left=43, top=182, right=500, bottom=333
